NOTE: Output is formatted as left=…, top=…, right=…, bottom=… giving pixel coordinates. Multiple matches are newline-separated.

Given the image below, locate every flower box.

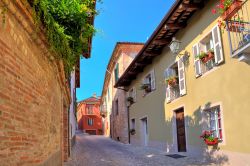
left=200, top=130, right=219, bottom=146
left=130, top=129, right=136, bottom=135
left=127, top=97, right=134, bottom=104
left=221, top=0, right=243, bottom=21
left=205, top=138, right=219, bottom=146
left=140, top=84, right=151, bottom=92
left=165, top=76, right=178, bottom=87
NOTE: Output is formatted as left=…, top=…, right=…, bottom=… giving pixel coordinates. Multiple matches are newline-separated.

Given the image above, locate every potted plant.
left=127, top=96, right=134, bottom=104
left=212, top=0, right=243, bottom=21
left=200, top=130, right=219, bottom=146
left=196, top=51, right=209, bottom=63
left=130, top=129, right=136, bottom=135
left=207, top=49, right=215, bottom=60
left=165, top=76, right=178, bottom=87
left=140, top=83, right=151, bottom=92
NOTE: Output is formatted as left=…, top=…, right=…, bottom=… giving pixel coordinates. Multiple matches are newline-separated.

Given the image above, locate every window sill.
left=196, top=66, right=219, bottom=79
left=142, top=89, right=156, bottom=98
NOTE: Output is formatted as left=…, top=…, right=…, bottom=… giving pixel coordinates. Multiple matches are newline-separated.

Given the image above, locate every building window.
left=115, top=99, right=119, bottom=115
left=86, top=105, right=93, bottom=114
left=141, top=70, right=155, bottom=95
left=165, top=58, right=186, bottom=103
left=88, top=118, right=94, bottom=126
left=114, top=63, right=119, bottom=83
left=131, top=119, right=135, bottom=129
left=193, top=25, right=224, bottom=77
left=204, top=106, right=223, bottom=140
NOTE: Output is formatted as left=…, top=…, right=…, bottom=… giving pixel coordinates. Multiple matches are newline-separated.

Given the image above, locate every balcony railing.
left=169, top=85, right=180, bottom=102
left=226, top=0, right=250, bottom=61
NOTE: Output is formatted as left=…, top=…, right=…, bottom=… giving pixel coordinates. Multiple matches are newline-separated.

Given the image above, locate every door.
left=175, top=108, right=186, bottom=152
left=141, top=118, right=148, bottom=146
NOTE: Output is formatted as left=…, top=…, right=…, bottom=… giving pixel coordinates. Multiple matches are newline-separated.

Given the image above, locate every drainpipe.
left=127, top=105, right=130, bottom=144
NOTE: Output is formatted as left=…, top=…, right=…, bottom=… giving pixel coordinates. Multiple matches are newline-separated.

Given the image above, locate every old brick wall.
left=0, top=1, right=70, bottom=166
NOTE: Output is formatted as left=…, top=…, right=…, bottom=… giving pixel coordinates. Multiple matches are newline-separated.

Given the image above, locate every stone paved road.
left=64, top=133, right=222, bottom=166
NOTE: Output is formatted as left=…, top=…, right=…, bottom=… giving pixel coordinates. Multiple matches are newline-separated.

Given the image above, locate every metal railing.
left=227, top=0, right=250, bottom=56
left=169, top=85, right=180, bottom=101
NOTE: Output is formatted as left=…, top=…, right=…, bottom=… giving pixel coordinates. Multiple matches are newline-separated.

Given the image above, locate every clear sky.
left=76, top=0, right=175, bottom=101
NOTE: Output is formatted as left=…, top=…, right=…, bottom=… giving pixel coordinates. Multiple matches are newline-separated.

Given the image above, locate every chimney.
left=93, top=93, right=97, bottom=98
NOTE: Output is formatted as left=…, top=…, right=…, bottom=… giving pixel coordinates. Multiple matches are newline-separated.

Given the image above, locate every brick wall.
left=0, top=1, right=70, bottom=165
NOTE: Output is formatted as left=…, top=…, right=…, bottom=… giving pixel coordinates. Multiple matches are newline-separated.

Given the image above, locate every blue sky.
left=76, top=0, right=175, bottom=101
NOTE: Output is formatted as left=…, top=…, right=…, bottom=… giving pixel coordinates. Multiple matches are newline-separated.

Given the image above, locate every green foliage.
left=31, top=0, right=97, bottom=75
left=196, top=51, right=208, bottom=60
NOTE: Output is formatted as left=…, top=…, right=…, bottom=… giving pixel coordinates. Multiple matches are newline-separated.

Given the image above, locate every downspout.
left=127, top=105, right=130, bottom=144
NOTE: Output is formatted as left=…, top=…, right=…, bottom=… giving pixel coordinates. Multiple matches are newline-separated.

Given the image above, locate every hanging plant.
left=27, top=0, right=99, bottom=75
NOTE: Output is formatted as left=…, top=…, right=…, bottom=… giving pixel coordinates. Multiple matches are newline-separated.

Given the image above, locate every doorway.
left=141, top=117, right=148, bottom=146
left=175, top=108, right=186, bottom=152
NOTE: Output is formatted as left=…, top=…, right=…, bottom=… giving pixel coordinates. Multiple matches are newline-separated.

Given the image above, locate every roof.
left=114, top=0, right=205, bottom=88
left=78, top=96, right=100, bottom=103
left=100, top=42, right=144, bottom=103
left=76, top=0, right=97, bottom=87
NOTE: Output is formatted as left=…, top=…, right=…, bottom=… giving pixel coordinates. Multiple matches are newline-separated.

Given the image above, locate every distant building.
left=77, top=94, right=103, bottom=135
left=100, top=42, right=144, bottom=143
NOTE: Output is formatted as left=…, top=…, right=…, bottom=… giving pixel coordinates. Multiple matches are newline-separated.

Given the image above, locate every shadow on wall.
left=78, top=117, right=83, bottom=130
left=164, top=102, right=229, bottom=166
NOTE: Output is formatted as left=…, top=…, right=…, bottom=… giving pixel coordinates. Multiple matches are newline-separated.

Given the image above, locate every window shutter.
left=133, top=87, right=136, bottom=102
left=178, top=58, right=186, bottom=96
left=193, top=44, right=202, bottom=77
left=166, top=86, right=171, bottom=103
left=212, top=25, right=224, bottom=65
left=151, top=70, right=156, bottom=90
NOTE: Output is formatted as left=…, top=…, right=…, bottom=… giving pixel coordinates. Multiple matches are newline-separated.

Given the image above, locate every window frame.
left=193, top=24, right=224, bottom=78
left=203, top=105, right=223, bottom=141
left=165, top=58, right=186, bottom=103
left=87, top=118, right=94, bottom=126
left=142, top=69, right=156, bottom=96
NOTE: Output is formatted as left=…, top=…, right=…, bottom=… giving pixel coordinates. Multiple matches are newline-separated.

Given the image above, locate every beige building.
left=115, top=0, right=250, bottom=165
left=100, top=42, right=143, bottom=143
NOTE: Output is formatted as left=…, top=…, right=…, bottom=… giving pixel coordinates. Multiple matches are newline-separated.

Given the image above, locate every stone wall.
left=0, top=0, right=70, bottom=165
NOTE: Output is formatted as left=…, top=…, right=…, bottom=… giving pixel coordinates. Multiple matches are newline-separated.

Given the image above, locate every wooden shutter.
left=193, top=44, right=202, bottom=77
left=133, top=87, right=136, bottom=102
left=178, top=58, right=186, bottom=96
left=212, top=25, right=224, bottom=65
left=151, top=70, right=156, bottom=90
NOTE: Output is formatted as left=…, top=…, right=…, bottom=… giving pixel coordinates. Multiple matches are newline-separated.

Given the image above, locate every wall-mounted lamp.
left=169, top=37, right=189, bottom=62
left=169, top=37, right=181, bottom=55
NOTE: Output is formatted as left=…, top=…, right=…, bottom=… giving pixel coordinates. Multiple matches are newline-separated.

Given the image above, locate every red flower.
left=211, top=9, right=217, bottom=14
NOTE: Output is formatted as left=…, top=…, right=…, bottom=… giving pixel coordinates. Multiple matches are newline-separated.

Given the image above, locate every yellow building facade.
left=115, top=0, right=250, bottom=165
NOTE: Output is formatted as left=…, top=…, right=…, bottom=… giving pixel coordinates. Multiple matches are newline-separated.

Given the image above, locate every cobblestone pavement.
left=64, top=133, right=221, bottom=166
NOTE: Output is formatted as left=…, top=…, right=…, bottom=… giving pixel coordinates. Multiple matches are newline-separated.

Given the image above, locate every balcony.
left=169, top=84, right=180, bottom=102
left=227, top=0, right=250, bottom=62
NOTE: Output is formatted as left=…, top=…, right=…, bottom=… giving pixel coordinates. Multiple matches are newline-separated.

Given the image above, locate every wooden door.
left=176, top=108, right=186, bottom=152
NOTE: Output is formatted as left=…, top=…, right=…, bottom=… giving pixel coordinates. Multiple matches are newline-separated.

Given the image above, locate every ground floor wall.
left=129, top=98, right=250, bottom=165
left=82, top=115, right=103, bottom=135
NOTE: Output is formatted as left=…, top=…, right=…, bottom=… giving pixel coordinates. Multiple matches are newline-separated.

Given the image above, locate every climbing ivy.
left=29, top=0, right=98, bottom=75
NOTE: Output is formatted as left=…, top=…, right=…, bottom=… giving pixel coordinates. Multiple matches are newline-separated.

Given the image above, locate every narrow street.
left=64, top=132, right=216, bottom=166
